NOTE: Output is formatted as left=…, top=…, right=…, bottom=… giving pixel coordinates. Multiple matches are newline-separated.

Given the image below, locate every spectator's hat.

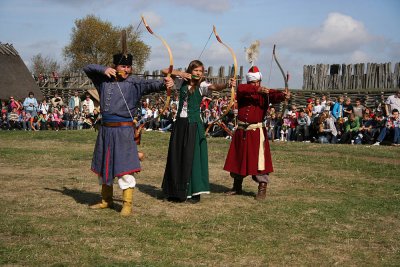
left=246, top=66, right=262, bottom=82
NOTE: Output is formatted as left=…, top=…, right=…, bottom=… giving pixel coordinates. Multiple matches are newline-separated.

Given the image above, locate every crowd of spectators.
left=2, top=89, right=399, bottom=146
left=0, top=91, right=100, bottom=131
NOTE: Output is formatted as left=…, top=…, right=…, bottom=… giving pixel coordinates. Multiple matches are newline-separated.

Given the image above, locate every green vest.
left=177, top=83, right=202, bottom=123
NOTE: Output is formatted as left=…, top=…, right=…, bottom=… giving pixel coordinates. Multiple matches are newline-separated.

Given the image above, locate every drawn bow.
left=205, top=26, right=237, bottom=136
left=272, top=44, right=290, bottom=108
left=213, top=25, right=237, bottom=116
left=141, top=15, right=174, bottom=114
left=273, top=44, right=289, bottom=93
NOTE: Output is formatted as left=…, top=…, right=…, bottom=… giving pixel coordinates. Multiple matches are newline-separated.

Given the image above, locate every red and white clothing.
left=224, top=84, right=285, bottom=176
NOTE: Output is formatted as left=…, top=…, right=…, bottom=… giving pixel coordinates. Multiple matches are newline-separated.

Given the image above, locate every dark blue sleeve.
left=83, top=64, right=109, bottom=88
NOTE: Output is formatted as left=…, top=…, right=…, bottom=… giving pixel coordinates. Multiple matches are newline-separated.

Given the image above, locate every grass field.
left=0, top=130, right=399, bottom=266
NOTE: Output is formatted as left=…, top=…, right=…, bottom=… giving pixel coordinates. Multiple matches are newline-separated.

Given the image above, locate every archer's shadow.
left=210, top=183, right=256, bottom=197
left=136, top=183, right=164, bottom=200
left=44, top=186, right=122, bottom=210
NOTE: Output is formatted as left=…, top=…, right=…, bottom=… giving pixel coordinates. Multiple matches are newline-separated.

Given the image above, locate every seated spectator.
left=0, top=110, right=9, bottom=130
left=8, top=107, right=21, bottom=130
left=81, top=93, right=94, bottom=114
left=72, top=106, right=83, bottom=130
left=373, top=109, right=399, bottom=146
left=343, top=97, right=353, bottom=119
left=312, top=98, right=324, bottom=118
left=63, top=107, right=73, bottom=130
left=82, top=110, right=94, bottom=129
left=317, top=111, right=338, bottom=144
left=37, top=112, right=48, bottom=130
left=295, top=110, right=311, bottom=142
left=339, top=113, right=360, bottom=144
left=50, top=108, right=63, bottom=131
left=280, top=113, right=291, bottom=141
left=355, top=113, right=375, bottom=144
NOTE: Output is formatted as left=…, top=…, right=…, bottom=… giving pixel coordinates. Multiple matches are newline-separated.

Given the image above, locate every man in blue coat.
left=84, top=53, right=174, bottom=216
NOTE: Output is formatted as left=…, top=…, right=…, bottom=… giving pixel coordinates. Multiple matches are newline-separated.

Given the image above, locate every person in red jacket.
left=223, top=66, right=290, bottom=200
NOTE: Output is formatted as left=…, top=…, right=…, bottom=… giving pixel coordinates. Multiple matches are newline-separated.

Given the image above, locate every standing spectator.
left=81, top=93, right=94, bottom=114
left=353, top=98, right=365, bottom=120
left=23, top=92, right=38, bottom=117
left=385, top=90, right=400, bottom=113
left=51, top=108, right=63, bottom=131
left=331, top=96, right=344, bottom=122
left=38, top=98, right=50, bottom=115
left=52, top=71, right=59, bottom=84
left=68, top=90, right=81, bottom=111
left=8, top=96, right=21, bottom=113
left=312, top=98, right=324, bottom=118
left=343, top=97, right=354, bottom=119
left=51, top=93, right=64, bottom=111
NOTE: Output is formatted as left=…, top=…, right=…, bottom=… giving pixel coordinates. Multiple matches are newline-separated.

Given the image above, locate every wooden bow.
left=213, top=25, right=237, bottom=115
left=141, top=15, right=174, bottom=114
left=205, top=25, right=237, bottom=136
left=272, top=44, right=290, bottom=109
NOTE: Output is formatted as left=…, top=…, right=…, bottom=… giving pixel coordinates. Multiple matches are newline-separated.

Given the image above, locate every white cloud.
left=266, top=12, right=373, bottom=55
left=170, top=0, right=231, bottom=13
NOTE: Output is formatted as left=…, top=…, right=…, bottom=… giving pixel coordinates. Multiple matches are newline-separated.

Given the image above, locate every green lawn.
left=0, top=130, right=399, bottom=266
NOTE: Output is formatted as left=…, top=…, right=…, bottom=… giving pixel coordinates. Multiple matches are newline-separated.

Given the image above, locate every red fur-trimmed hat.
left=246, top=66, right=262, bottom=82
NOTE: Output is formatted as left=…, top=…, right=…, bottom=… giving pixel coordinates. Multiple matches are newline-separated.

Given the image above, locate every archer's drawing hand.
left=228, top=78, right=236, bottom=87
left=164, top=76, right=174, bottom=88
left=105, top=68, right=116, bottom=78
left=258, top=86, right=270, bottom=94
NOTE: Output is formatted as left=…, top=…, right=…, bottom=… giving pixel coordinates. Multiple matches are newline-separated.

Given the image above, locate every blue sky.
left=1, top=0, right=399, bottom=89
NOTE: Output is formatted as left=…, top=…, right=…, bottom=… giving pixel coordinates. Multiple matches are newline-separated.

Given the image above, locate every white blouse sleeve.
left=199, top=81, right=211, bottom=96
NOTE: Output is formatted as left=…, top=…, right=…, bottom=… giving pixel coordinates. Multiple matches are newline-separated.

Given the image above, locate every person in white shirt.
left=81, top=93, right=94, bottom=114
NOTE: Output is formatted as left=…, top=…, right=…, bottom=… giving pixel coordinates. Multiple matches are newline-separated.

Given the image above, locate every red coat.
left=224, top=84, right=285, bottom=176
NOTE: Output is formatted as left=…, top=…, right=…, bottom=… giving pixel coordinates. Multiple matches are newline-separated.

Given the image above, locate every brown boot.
left=225, top=178, right=243, bottom=195
left=90, top=184, right=113, bottom=209
left=255, top=182, right=267, bottom=200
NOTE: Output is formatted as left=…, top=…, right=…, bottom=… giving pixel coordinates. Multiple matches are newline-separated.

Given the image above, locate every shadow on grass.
left=210, top=182, right=256, bottom=197
left=136, top=183, right=163, bottom=199
left=44, top=186, right=122, bottom=211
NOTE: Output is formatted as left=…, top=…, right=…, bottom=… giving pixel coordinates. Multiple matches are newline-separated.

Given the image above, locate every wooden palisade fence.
left=303, top=62, right=400, bottom=90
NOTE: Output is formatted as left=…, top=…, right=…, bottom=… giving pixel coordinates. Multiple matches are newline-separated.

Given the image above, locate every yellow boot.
left=120, top=188, right=134, bottom=216
left=89, top=184, right=113, bottom=209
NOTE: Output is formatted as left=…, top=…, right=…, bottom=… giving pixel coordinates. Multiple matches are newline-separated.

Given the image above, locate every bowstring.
left=198, top=29, right=214, bottom=60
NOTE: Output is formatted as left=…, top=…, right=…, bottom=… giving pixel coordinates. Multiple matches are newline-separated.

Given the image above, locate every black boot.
left=226, top=178, right=243, bottom=195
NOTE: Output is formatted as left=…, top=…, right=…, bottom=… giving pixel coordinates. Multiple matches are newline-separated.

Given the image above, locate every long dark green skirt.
left=162, top=118, right=209, bottom=201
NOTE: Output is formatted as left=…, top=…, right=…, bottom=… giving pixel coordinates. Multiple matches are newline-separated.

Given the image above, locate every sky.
left=1, top=0, right=399, bottom=89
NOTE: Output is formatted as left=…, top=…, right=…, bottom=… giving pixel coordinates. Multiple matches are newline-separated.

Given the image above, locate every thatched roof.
left=0, top=43, right=43, bottom=100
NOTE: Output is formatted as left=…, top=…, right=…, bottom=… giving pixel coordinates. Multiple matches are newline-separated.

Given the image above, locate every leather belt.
left=102, top=121, right=135, bottom=127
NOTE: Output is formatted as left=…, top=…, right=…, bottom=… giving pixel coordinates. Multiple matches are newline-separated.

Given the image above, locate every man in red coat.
left=224, top=66, right=289, bottom=200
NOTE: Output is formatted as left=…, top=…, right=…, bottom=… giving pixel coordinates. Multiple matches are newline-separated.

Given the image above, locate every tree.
left=63, top=15, right=150, bottom=72
left=30, top=53, right=60, bottom=75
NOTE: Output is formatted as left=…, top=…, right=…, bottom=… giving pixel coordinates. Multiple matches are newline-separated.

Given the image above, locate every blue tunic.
left=83, top=64, right=165, bottom=185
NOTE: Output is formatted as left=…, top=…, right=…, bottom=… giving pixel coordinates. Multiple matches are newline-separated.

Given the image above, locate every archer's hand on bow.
left=228, top=77, right=236, bottom=88
left=163, top=76, right=174, bottom=89
left=283, top=88, right=291, bottom=99
left=257, top=86, right=270, bottom=95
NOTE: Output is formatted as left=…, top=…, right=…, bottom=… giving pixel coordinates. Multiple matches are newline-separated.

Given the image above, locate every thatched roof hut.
left=0, top=43, right=43, bottom=100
